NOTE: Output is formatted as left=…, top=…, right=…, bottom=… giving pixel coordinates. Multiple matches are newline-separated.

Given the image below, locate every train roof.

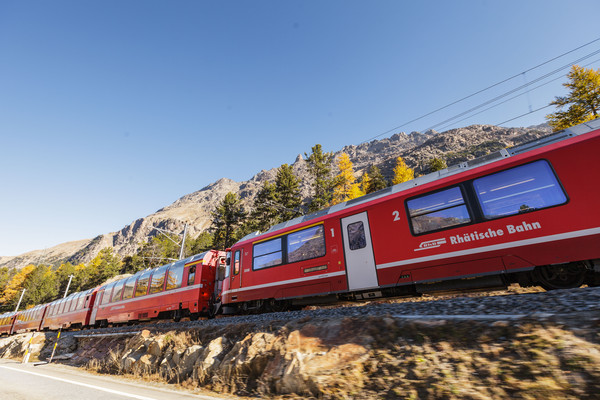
left=238, top=118, right=600, bottom=244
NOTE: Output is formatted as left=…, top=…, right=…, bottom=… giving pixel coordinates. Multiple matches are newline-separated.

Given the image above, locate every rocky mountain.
left=0, top=124, right=551, bottom=270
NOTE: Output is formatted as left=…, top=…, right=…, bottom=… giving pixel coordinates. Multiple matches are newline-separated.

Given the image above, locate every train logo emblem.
left=414, top=238, right=447, bottom=251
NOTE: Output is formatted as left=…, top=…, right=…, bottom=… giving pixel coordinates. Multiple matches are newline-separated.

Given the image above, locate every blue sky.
left=1, top=1, right=599, bottom=256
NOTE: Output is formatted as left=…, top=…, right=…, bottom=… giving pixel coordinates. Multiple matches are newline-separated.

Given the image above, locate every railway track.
left=64, top=285, right=600, bottom=338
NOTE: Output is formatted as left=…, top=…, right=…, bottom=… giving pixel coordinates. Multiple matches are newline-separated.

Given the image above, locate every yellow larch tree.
left=332, top=153, right=364, bottom=205
left=0, top=264, right=35, bottom=305
left=392, top=156, right=414, bottom=185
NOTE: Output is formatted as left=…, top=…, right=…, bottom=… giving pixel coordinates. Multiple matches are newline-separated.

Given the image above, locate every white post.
left=14, top=289, right=26, bottom=312
left=179, top=223, right=188, bottom=260
left=63, top=275, right=74, bottom=298
left=49, top=274, right=75, bottom=364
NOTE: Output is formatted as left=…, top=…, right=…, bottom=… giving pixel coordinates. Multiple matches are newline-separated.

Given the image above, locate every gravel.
left=70, top=286, right=600, bottom=337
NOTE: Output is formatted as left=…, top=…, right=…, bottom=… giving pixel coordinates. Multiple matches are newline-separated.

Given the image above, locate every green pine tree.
left=429, top=157, right=447, bottom=172
left=275, top=164, right=302, bottom=222
left=211, top=192, right=247, bottom=249
left=305, top=144, right=335, bottom=212
left=365, top=165, right=388, bottom=193
left=249, top=180, right=280, bottom=232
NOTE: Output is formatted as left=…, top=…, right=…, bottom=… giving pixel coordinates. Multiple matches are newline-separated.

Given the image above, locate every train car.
left=13, top=304, right=47, bottom=334
left=90, top=250, right=225, bottom=327
left=41, top=288, right=98, bottom=331
left=220, top=119, right=600, bottom=312
left=0, top=311, right=18, bottom=336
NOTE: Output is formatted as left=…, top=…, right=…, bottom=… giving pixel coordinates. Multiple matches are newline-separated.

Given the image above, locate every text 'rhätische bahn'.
left=2, top=119, right=600, bottom=335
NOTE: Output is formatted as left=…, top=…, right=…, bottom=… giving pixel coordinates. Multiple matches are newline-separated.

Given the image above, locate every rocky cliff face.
left=0, top=124, right=551, bottom=269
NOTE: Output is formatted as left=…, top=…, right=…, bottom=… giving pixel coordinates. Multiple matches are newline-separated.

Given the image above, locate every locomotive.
left=1, top=118, right=599, bottom=334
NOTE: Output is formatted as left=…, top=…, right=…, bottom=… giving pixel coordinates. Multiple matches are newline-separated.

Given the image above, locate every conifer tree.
left=429, top=157, right=447, bottom=172
left=332, top=153, right=363, bottom=205
left=211, top=192, right=247, bottom=250
left=275, top=164, right=302, bottom=222
left=22, top=265, right=57, bottom=306
left=305, top=144, right=335, bottom=212
left=86, top=248, right=123, bottom=287
left=249, top=180, right=280, bottom=232
left=188, top=231, right=214, bottom=254
left=392, top=156, right=415, bottom=185
left=365, top=165, right=388, bottom=193
left=546, top=65, right=600, bottom=131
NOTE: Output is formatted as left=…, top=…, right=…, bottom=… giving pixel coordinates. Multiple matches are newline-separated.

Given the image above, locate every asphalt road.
left=0, top=359, right=230, bottom=400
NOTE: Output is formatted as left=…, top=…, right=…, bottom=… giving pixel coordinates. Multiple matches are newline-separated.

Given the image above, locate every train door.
left=341, top=212, right=379, bottom=291
left=89, top=289, right=102, bottom=325
left=228, top=250, right=242, bottom=300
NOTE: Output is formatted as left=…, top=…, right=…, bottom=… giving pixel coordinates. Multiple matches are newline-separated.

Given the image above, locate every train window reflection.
left=149, top=265, right=168, bottom=294
left=101, top=284, right=114, bottom=305
left=253, top=238, right=282, bottom=270
left=166, top=261, right=185, bottom=290
left=122, top=275, right=138, bottom=300
left=473, top=160, right=567, bottom=219
left=407, top=186, right=471, bottom=235
left=111, top=281, right=125, bottom=302
left=287, top=225, right=326, bottom=262
left=135, top=270, right=152, bottom=297
left=233, top=251, right=241, bottom=275
left=347, top=222, right=367, bottom=250
left=187, top=265, right=196, bottom=286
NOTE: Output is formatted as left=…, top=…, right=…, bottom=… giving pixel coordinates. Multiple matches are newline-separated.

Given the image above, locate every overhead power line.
left=436, top=56, right=600, bottom=131
left=362, top=36, right=600, bottom=142
left=423, top=48, right=600, bottom=131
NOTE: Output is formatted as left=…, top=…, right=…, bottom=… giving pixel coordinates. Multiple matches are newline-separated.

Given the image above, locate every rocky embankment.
left=2, top=287, right=600, bottom=399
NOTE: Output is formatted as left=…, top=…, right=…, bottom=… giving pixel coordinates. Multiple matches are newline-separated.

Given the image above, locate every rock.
left=194, top=336, right=229, bottom=383
left=177, top=345, right=203, bottom=377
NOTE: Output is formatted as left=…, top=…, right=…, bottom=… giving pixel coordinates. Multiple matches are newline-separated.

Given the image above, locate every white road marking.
left=0, top=365, right=157, bottom=400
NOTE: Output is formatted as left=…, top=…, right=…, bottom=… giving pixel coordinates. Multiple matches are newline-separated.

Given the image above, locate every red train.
left=1, top=119, right=599, bottom=335
left=218, top=118, right=600, bottom=313
left=0, top=250, right=225, bottom=335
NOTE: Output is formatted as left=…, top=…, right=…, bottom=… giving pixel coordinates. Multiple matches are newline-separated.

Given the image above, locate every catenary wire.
left=436, top=57, right=600, bottom=131
left=421, top=48, right=600, bottom=132
left=361, top=37, right=600, bottom=142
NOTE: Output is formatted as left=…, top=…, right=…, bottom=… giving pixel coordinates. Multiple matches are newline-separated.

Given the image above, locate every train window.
left=122, top=275, right=137, bottom=300
left=166, top=261, right=185, bottom=290
left=288, top=225, right=326, bottom=262
left=233, top=251, right=241, bottom=275
left=111, top=281, right=125, bottom=302
left=68, top=295, right=78, bottom=312
left=407, top=186, right=471, bottom=235
left=473, top=160, right=567, bottom=219
left=347, top=222, right=367, bottom=250
left=253, top=238, right=282, bottom=270
left=135, top=270, right=152, bottom=297
left=101, top=283, right=115, bottom=305
left=76, top=293, right=86, bottom=310
left=187, top=265, right=196, bottom=286
left=60, top=299, right=69, bottom=314
left=149, top=265, right=168, bottom=294
left=225, top=253, right=231, bottom=278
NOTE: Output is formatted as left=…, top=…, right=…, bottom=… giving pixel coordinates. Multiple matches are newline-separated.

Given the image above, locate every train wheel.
left=537, top=263, right=586, bottom=290
left=173, top=309, right=182, bottom=323
left=267, top=298, right=290, bottom=312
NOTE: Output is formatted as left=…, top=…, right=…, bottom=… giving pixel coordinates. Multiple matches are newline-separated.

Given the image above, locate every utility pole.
left=153, top=222, right=189, bottom=260
left=14, top=289, right=26, bottom=312
left=179, top=224, right=188, bottom=260
left=48, top=275, right=75, bottom=364
left=63, top=274, right=74, bottom=298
